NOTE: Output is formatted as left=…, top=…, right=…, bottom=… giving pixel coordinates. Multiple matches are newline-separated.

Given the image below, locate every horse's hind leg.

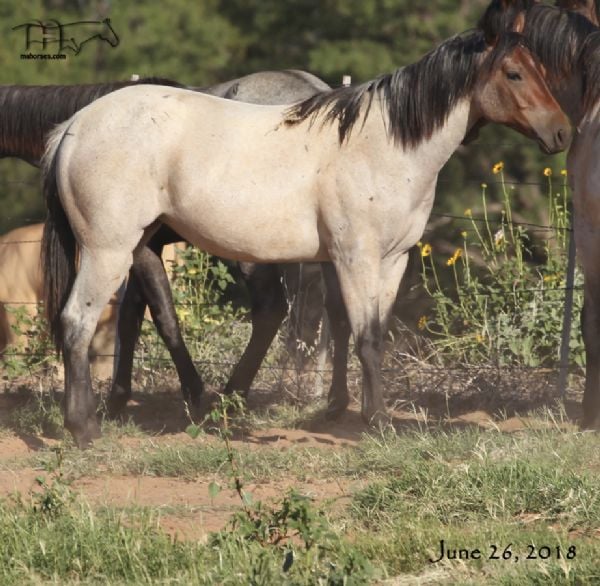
left=108, top=246, right=205, bottom=416
left=224, top=263, right=287, bottom=396
left=62, top=248, right=133, bottom=448
left=321, top=263, right=351, bottom=418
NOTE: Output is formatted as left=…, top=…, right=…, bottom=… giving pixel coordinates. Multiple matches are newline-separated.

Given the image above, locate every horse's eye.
left=506, top=71, right=522, bottom=81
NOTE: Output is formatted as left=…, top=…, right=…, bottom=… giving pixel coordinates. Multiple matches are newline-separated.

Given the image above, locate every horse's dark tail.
left=41, top=121, right=76, bottom=355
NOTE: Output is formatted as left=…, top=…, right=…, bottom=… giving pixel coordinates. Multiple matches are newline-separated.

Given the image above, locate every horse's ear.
left=512, top=10, right=526, bottom=32
left=478, top=0, right=536, bottom=46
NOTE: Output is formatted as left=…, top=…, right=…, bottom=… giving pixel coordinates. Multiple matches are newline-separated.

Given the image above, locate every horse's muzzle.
left=538, top=119, right=572, bottom=155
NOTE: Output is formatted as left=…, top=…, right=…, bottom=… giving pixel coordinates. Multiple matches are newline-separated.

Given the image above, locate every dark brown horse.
left=480, top=0, right=600, bottom=428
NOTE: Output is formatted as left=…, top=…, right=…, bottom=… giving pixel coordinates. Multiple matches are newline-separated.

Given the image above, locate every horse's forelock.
left=478, top=0, right=540, bottom=43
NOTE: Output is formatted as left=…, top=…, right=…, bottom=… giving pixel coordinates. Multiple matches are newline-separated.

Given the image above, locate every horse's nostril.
left=557, top=128, right=566, bottom=145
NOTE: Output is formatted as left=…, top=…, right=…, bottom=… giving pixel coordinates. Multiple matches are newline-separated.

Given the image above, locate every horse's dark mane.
left=285, top=31, right=526, bottom=149
left=581, top=31, right=600, bottom=110
left=0, top=77, right=186, bottom=163
left=522, top=5, right=597, bottom=76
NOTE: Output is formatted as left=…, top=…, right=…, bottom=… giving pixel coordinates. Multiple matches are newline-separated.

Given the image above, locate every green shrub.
left=419, top=165, right=584, bottom=368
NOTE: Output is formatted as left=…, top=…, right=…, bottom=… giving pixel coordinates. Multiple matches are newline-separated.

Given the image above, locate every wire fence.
left=0, top=172, right=584, bottom=406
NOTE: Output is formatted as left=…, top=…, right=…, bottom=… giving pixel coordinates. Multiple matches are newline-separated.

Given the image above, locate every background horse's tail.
left=41, top=121, right=76, bottom=354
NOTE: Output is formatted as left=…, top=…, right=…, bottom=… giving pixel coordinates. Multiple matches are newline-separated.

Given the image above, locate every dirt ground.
left=0, top=380, right=583, bottom=542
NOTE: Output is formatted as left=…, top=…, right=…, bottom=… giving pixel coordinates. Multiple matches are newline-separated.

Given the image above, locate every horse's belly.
left=163, top=209, right=327, bottom=263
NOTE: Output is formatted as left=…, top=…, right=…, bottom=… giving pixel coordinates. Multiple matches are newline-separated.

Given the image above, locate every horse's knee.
left=356, top=326, right=382, bottom=364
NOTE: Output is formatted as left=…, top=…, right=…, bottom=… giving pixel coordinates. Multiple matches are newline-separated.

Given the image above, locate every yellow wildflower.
left=417, top=241, right=423, bottom=248
left=494, top=229, right=505, bottom=248
left=464, top=208, right=472, bottom=217
left=476, top=333, right=484, bottom=344
left=187, top=268, right=198, bottom=276
left=461, top=231, right=467, bottom=238
left=481, top=183, right=488, bottom=189
left=446, top=249, right=462, bottom=266
left=543, top=167, right=552, bottom=177
left=492, top=161, right=504, bottom=174
left=176, top=308, right=191, bottom=322
left=560, top=169, right=567, bottom=176
left=421, top=243, right=432, bottom=257
left=417, top=316, right=427, bottom=331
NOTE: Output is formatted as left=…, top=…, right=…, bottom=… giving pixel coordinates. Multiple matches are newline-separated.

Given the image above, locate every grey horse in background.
left=108, top=69, right=353, bottom=419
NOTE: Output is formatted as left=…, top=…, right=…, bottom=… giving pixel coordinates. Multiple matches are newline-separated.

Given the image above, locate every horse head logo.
left=13, top=18, right=120, bottom=55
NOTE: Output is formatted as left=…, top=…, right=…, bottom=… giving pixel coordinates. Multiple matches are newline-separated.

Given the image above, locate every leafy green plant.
left=3, top=304, right=57, bottom=376
left=185, top=394, right=374, bottom=584
left=9, top=390, right=64, bottom=438
left=419, top=164, right=584, bottom=368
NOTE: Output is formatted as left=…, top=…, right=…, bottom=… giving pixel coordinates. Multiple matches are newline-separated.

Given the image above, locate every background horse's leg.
left=573, top=206, right=600, bottom=428
left=62, top=249, right=133, bottom=448
left=321, top=263, right=351, bottom=418
left=107, top=270, right=147, bottom=417
left=580, top=281, right=600, bottom=428
left=109, top=245, right=205, bottom=415
left=224, top=263, right=287, bottom=396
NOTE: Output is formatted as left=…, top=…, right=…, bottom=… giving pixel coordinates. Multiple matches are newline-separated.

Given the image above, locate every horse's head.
left=472, top=33, right=571, bottom=154
left=100, top=18, right=119, bottom=47
left=478, top=0, right=598, bottom=124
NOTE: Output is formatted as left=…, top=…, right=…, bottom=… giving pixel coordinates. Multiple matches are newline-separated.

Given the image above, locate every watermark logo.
left=13, top=18, right=119, bottom=60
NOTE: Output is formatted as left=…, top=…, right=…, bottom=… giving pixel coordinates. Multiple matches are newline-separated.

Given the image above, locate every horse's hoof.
left=70, top=418, right=102, bottom=449
left=106, top=396, right=128, bottom=420
left=579, top=415, right=600, bottom=431
left=325, top=398, right=349, bottom=420
left=189, top=390, right=220, bottom=421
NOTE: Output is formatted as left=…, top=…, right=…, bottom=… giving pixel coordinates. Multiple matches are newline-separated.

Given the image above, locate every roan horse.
left=41, top=30, right=570, bottom=447
left=479, top=0, right=600, bottom=429
left=0, top=71, right=336, bottom=414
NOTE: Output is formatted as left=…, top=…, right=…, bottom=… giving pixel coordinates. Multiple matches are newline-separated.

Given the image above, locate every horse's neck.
left=336, top=97, right=472, bottom=212
left=552, top=74, right=586, bottom=126
left=364, top=97, right=472, bottom=178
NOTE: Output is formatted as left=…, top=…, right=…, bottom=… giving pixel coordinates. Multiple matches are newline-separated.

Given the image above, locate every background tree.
left=0, top=0, right=568, bottom=236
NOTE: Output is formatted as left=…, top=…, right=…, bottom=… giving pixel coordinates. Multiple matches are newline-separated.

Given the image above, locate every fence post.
left=558, top=222, right=576, bottom=399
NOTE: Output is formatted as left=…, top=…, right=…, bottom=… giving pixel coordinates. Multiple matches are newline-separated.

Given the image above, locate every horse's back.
left=204, top=70, right=330, bottom=104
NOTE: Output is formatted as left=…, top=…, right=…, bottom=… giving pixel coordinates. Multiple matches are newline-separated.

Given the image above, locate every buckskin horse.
left=41, top=29, right=570, bottom=446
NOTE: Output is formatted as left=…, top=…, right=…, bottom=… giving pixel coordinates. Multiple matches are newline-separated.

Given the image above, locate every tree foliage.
left=0, top=0, right=566, bottom=233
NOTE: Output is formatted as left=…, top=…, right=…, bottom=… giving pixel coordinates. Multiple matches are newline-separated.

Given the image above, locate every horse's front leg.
left=331, top=246, right=387, bottom=425
left=573, top=202, right=600, bottom=428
